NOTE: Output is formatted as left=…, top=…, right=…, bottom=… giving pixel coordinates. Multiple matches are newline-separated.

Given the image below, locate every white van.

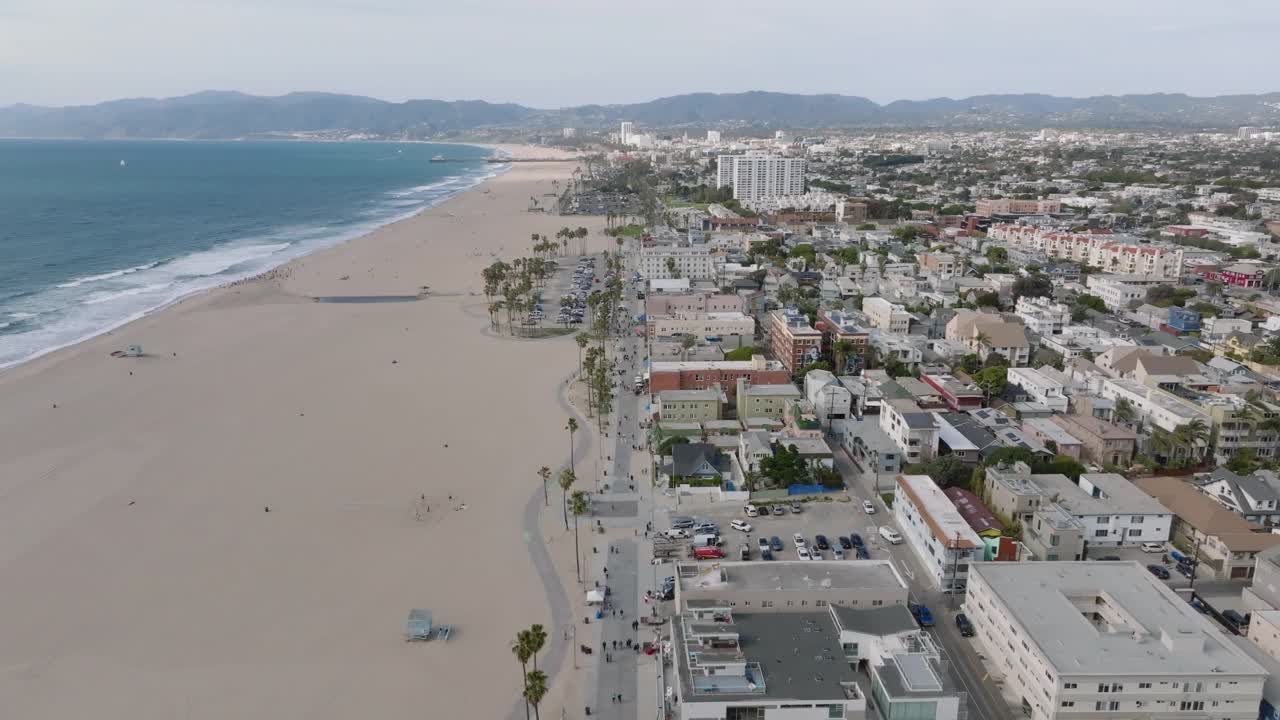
left=693, top=533, right=722, bottom=548
left=879, top=527, right=903, bottom=545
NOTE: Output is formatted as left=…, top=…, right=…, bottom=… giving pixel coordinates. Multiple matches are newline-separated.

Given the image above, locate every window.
left=1094, top=529, right=1110, bottom=537
left=1061, top=701, right=1074, bottom=708
left=1138, top=683, right=1151, bottom=689
left=1179, top=701, right=1205, bottom=711
left=1131, top=516, right=1144, bottom=523
left=1098, top=684, right=1111, bottom=693
left=1108, top=701, right=1120, bottom=711
left=1064, top=683, right=1077, bottom=689
left=761, top=600, right=773, bottom=608
left=1128, top=530, right=1142, bottom=538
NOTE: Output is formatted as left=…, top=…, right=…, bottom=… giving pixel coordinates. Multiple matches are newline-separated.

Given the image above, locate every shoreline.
left=0, top=140, right=521, bottom=374
left=0, top=146, right=600, bottom=720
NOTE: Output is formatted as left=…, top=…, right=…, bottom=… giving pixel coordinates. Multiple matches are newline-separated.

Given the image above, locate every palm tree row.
left=512, top=624, right=549, bottom=720
left=481, top=256, right=556, bottom=335
left=555, top=226, right=590, bottom=256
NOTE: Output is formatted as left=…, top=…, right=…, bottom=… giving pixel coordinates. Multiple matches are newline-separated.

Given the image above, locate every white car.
left=792, top=533, right=807, bottom=548
left=743, top=505, right=759, bottom=518
left=797, top=546, right=812, bottom=560
left=862, top=500, right=877, bottom=515
left=1141, top=542, right=1165, bottom=553
left=664, top=529, right=690, bottom=540
left=879, top=527, right=903, bottom=545
left=730, top=519, right=753, bottom=533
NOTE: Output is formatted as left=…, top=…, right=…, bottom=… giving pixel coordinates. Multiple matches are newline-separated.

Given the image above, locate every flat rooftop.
left=674, top=611, right=859, bottom=703
left=896, top=475, right=983, bottom=549
left=1036, top=472, right=1169, bottom=517
left=970, top=562, right=1266, bottom=677
left=677, top=560, right=906, bottom=594
left=658, top=389, right=723, bottom=402
left=651, top=359, right=785, bottom=372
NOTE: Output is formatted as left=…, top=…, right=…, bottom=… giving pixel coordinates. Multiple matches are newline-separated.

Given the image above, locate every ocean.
left=0, top=139, right=500, bottom=368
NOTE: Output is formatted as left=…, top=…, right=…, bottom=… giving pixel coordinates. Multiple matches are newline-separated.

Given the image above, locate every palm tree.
left=974, top=330, right=992, bottom=354
left=575, top=332, right=590, bottom=378
left=566, top=417, right=578, bottom=471
left=523, top=669, right=548, bottom=720
left=537, top=466, right=551, bottom=507
left=680, top=334, right=697, bottom=361
left=526, top=624, right=548, bottom=671
left=1175, top=419, right=1210, bottom=462
left=570, top=490, right=590, bottom=582
left=512, top=632, right=534, bottom=720
left=833, top=339, right=857, bottom=375
left=557, top=468, right=576, bottom=530
left=1113, top=397, right=1136, bottom=426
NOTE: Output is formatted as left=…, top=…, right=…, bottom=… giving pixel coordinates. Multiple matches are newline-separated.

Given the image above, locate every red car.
left=693, top=546, right=725, bottom=560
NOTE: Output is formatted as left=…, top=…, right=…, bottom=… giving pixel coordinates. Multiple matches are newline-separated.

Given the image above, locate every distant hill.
left=3, top=90, right=1280, bottom=138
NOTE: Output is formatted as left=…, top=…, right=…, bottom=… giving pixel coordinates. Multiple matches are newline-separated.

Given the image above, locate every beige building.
left=862, top=296, right=912, bottom=333
left=657, top=389, right=723, bottom=422
left=1135, top=476, right=1280, bottom=580
left=735, top=378, right=801, bottom=420
left=1050, top=414, right=1136, bottom=467
left=975, top=198, right=1061, bottom=216
left=982, top=462, right=1051, bottom=525
left=1022, top=504, right=1086, bottom=562
left=1246, top=610, right=1280, bottom=661
left=646, top=312, right=756, bottom=341
left=946, top=310, right=1030, bottom=366
left=965, top=562, right=1267, bottom=720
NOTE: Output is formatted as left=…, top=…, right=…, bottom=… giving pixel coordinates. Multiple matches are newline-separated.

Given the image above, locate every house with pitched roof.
left=1197, top=468, right=1280, bottom=526
left=1136, top=476, right=1280, bottom=579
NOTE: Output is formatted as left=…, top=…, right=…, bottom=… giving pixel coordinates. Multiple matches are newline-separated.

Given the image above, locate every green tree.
left=832, top=339, right=858, bottom=375
left=557, top=468, right=576, bottom=530
left=566, top=417, right=578, bottom=471
left=1011, top=273, right=1053, bottom=300
left=570, top=490, right=590, bottom=582
left=973, top=366, right=1008, bottom=402
left=658, top=435, right=691, bottom=455
left=512, top=632, right=534, bottom=720
left=1226, top=448, right=1261, bottom=475
left=680, top=334, right=697, bottom=361
left=921, top=454, right=971, bottom=489
left=575, top=332, right=590, bottom=376
left=1112, top=398, right=1135, bottom=426
left=523, top=670, right=548, bottom=720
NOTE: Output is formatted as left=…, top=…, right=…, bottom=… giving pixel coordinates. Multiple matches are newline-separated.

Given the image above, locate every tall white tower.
left=620, top=121, right=633, bottom=145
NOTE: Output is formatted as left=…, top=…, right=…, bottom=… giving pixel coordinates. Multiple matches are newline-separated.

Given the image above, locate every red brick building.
left=648, top=356, right=790, bottom=401
left=1218, top=263, right=1266, bottom=288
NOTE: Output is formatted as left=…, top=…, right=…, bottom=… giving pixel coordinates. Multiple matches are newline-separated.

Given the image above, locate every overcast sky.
left=2, top=0, right=1278, bottom=108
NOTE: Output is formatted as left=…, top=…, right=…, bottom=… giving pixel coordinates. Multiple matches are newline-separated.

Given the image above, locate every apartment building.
left=1014, top=296, right=1070, bottom=336
left=1006, top=367, right=1069, bottom=413
left=649, top=355, right=790, bottom=401
left=1022, top=503, right=1086, bottom=561
left=1099, top=376, right=1211, bottom=435
left=815, top=308, right=870, bottom=374
left=646, top=312, right=756, bottom=341
left=916, top=251, right=958, bottom=279
left=880, top=398, right=939, bottom=464
left=894, top=474, right=984, bottom=591
left=767, top=308, right=822, bottom=374
left=1021, top=418, right=1083, bottom=459
left=990, top=225, right=1185, bottom=279
left=1086, top=274, right=1169, bottom=311
left=862, top=296, right=912, bottom=333
left=646, top=292, right=746, bottom=316
left=946, top=310, right=1030, bottom=366
left=1049, top=414, right=1136, bottom=467
left=656, top=389, right=723, bottom=422
left=639, top=245, right=718, bottom=281
left=965, top=562, right=1267, bottom=720
left=736, top=378, right=802, bottom=420
left=715, top=152, right=806, bottom=202
left=975, top=198, right=1062, bottom=216
left=921, top=373, right=984, bottom=412
left=1135, top=477, right=1280, bottom=580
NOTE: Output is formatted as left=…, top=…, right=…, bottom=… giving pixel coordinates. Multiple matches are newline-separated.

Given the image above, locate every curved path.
left=510, top=368, right=593, bottom=720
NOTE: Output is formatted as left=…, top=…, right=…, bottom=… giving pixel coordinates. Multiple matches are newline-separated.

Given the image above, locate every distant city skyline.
left=2, top=0, right=1279, bottom=108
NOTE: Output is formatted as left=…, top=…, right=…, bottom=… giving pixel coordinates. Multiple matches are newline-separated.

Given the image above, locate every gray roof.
left=674, top=611, right=859, bottom=703
left=677, top=560, right=905, bottom=594
left=1036, top=472, right=1170, bottom=517
left=1206, top=468, right=1280, bottom=508
left=659, top=389, right=722, bottom=403
left=830, top=604, right=918, bottom=636
left=937, top=412, right=997, bottom=449
left=970, top=562, right=1267, bottom=677
left=672, top=443, right=724, bottom=477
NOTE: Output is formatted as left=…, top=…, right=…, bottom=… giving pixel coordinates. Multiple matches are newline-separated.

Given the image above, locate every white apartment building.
left=716, top=152, right=806, bottom=202
left=965, top=562, right=1266, bottom=720
left=646, top=312, right=756, bottom=341
left=1085, top=274, right=1168, bottom=312
left=1099, top=377, right=1211, bottom=433
left=880, top=399, right=938, bottom=464
left=894, top=474, right=984, bottom=591
left=1035, top=472, right=1172, bottom=547
left=1257, top=187, right=1280, bottom=203
left=1014, top=296, right=1070, bottom=336
left=562, top=127, right=576, bottom=138
left=639, top=245, right=718, bottom=281
left=705, top=130, right=722, bottom=144
left=862, top=296, right=912, bottom=333
left=1007, top=367, right=1069, bottom=413
left=989, top=225, right=1184, bottom=279
left=619, top=121, right=633, bottom=144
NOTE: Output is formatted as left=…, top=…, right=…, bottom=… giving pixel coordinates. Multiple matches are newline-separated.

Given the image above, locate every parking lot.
left=657, top=496, right=898, bottom=563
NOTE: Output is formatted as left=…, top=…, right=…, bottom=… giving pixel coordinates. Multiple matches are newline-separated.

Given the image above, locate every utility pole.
left=1189, top=534, right=1203, bottom=591
left=950, top=531, right=961, bottom=610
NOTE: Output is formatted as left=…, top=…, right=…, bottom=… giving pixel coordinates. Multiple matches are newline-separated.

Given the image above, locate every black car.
left=849, top=533, right=864, bottom=547
left=769, top=536, right=784, bottom=551
left=1147, top=564, right=1171, bottom=580
left=838, top=536, right=853, bottom=550
left=760, top=549, right=774, bottom=561
left=1096, top=555, right=1122, bottom=561
left=855, top=546, right=870, bottom=560
left=756, top=505, right=769, bottom=516
left=815, top=534, right=831, bottom=550
left=955, top=613, right=975, bottom=637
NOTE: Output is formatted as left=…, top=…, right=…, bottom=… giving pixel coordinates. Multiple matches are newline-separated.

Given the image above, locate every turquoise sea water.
left=0, top=139, right=499, bottom=368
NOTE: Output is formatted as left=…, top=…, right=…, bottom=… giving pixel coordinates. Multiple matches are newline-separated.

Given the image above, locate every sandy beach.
left=0, top=145, right=604, bottom=719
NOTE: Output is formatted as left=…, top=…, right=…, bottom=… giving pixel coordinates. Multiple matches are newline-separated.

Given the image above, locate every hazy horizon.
left=2, top=0, right=1279, bottom=108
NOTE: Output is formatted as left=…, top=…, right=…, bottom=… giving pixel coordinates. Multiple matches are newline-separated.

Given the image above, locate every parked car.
left=879, top=527, right=902, bottom=545
left=664, top=528, right=690, bottom=540
left=797, top=546, right=812, bottom=560
left=790, top=503, right=803, bottom=513
left=757, top=537, right=770, bottom=552
left=670, top=516, right=694, bottom=529
left=693, top=546, right=724, bottom=560
left=910, top=603, right=935, bottom=628
left=1147, top=564, right=1170, bottom=580
left=838, top=536, right=853, bottom=549
left=855, top=546, right=870, bottom=560
left=1096, top=555, right=1122, bottom=561
left=770, top=536, right=784, bottom=552
left=815, top=534, right=831, bottom=550
left=739, top=544, right=751, bottom=561
left=833, top=546, right=846, bottom=560
left=1177, top=562, right=1195, bottom=579
left=849, top=533, right=864, bottom=547
left=771, top=505, right=786, bottom=515
left=792, top=533, right=807, bottom=548
left=760, top=548, right=773, bottom=561
left=1141, top=542, right=1165, bottom=553
left=1223, top=610, right=1250, bottom=629
left=730, top=519, right=753, bottom=533
left=743, top=505, right=758, bottom=518
left=693, top=523, right=718, bottom=535
left=693, top=533, right=721, bottom=547
left=756, top=505, right=769, bottom=516
left=955, top=613, right=975, bottom=637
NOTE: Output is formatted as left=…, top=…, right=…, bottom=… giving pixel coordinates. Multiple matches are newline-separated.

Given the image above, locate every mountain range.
left=3, top=90, right=1280, bottom=139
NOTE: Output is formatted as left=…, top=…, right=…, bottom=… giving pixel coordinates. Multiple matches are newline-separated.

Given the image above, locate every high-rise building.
left=619, top=121, right=633, bottom=145
left=716, top=152, right=805, bottom=202
left=561, top=127, right=576, bottom=138
left=705, top=130, right=721, bottom=144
